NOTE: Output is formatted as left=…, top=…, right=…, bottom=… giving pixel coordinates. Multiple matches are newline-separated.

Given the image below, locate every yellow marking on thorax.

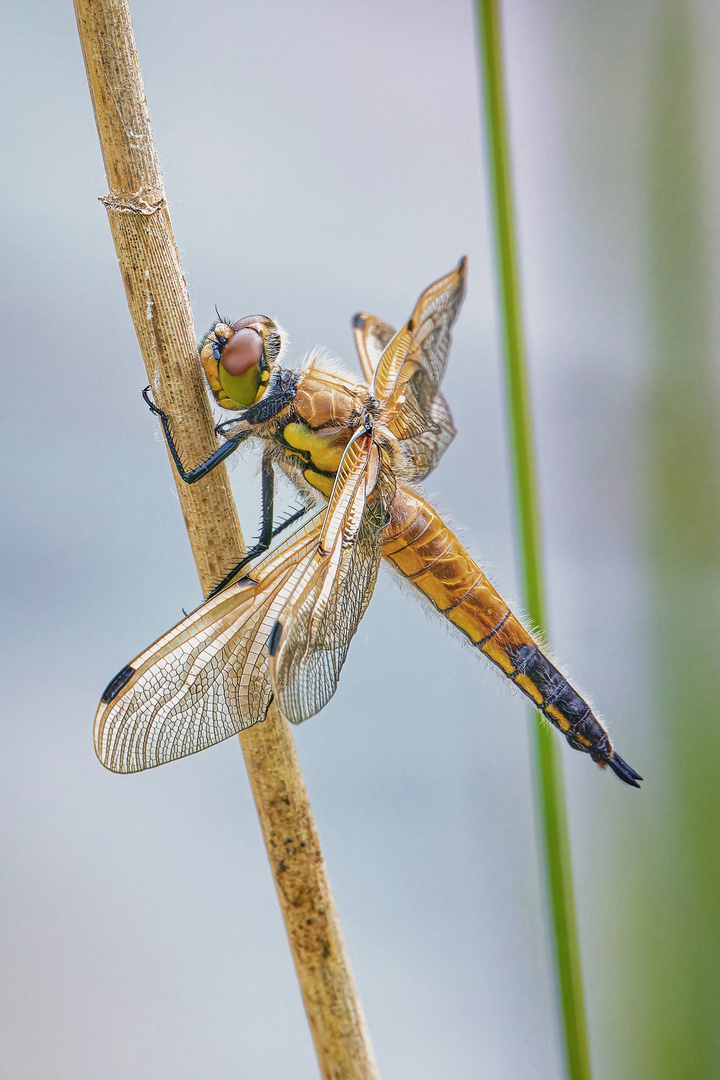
left=303, top=470, right=334, bottom=497
left=283, top=421, right=348, bottom=474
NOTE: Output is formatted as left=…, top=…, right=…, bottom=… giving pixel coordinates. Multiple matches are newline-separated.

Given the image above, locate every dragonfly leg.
left=207, top=455, right=307, bottom=597
left=142, top=386, right=251, bottom=483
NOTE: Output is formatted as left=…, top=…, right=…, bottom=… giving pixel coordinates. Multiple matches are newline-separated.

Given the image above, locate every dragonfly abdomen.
left=382, top=490, right=641, bottom=786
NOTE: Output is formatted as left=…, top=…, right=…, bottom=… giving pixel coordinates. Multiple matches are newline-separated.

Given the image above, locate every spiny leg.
left=207, top=452, right=308, bottom=597
left=143, top=386, right=251, bottom=483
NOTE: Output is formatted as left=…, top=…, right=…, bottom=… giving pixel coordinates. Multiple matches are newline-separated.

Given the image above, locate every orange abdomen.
left=382, top=489, right=615, bottom=768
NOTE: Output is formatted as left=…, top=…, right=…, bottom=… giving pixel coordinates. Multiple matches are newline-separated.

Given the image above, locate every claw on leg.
left=142, top=385, right=165, bottom=418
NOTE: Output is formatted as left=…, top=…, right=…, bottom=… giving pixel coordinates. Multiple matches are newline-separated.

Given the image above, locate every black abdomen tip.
left=607, top=752, right=643, bottom=788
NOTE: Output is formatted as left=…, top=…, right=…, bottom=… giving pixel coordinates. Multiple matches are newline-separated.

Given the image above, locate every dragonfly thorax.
left=264, top=362, right=377, bottom=499
left=293, top=362, right=374, bottom=430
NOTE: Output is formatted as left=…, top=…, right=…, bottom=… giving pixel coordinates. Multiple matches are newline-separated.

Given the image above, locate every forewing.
left=372, top=259, right=465, bottom=476
left=271, top=432, right=396, bottom=723
left=352, top=312, right=396, bottom=383
left=372, top=258, right=466, bottom=409
left=94, top=515, right=324, bottom=773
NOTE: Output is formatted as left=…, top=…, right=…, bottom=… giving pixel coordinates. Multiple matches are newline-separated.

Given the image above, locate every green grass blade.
left=475, top=3, right=592, bottom=1078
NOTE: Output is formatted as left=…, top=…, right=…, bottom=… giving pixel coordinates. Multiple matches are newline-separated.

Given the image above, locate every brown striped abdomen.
left=382, top=489, right=640, bottom=785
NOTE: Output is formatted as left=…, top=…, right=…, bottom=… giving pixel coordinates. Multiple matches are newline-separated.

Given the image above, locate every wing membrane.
left=367, top=259, right=465, bottom=478
left=272, top=432, right=396, bottom=723
left=94, top=514, right=324, bottom=773
left=388, top=378, right=456, bottom=481
left=352, top=313, right=395, bottom=383
left=372, top=258, right=466, bottom=411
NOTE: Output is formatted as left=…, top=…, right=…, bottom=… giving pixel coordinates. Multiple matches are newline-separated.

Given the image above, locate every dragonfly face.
left=96, top=260, right=642, bottom=788
left=202, top=315, right=386, bottom=503
left=201, top=313, right=282, bottom=410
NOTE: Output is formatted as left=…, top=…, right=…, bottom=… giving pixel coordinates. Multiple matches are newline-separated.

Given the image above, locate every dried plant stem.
left=73, top=2, right=378, bottom=1075
left=475, top=3, right=592, bottom=1078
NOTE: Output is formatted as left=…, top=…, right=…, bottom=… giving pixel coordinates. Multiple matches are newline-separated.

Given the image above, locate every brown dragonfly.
left=95, top=260, right=641, bottom=787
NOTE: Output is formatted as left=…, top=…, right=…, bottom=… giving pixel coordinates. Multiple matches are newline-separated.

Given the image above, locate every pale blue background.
left=2, top=2, right=719, bottom=1078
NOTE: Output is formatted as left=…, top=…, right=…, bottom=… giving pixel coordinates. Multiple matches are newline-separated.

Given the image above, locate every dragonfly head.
left=200, top=314, right=285, bottom=410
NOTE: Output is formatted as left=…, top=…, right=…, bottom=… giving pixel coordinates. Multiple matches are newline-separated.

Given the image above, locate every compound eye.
left=218, top=327, right=264, bottom=407
left=221, top=327, right=263, bottom=376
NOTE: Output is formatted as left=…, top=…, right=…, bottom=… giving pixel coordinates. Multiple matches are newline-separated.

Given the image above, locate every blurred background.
left=2, top=1, right=719, bottom=1077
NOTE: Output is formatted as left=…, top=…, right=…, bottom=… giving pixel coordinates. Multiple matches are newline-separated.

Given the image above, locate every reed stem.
left=73, top=2, right=379, bottom=1075
left=475, top=3, right=592, bottom=1077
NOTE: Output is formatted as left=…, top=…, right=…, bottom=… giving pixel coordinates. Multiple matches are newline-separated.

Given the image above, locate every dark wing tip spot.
left=352, top=313, right=365, bottom=329
left=268, top=620, right=283, bottom=657
left=100, top=664, right=135, bottom=704
left=607, top=752, right=643, bottom=788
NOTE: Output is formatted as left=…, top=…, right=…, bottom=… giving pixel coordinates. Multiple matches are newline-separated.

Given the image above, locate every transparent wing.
left=371, top=259, right=466, bottom=478
left=352, top=312, right=395, bottom=383
left=389, top=381, right=456, bottom=481
left=94, top=426, right=395, bottom=769
left=94, top=514, right=324, bottom=773
left=271, top=430, right=396, bottom=723
left=372, top=258, right=466, bottom=408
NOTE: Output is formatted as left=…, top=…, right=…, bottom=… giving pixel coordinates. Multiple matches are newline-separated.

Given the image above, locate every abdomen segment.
left=382, top=489, right=641, bottom=787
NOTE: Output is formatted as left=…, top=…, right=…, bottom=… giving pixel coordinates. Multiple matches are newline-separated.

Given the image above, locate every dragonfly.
left=95, top=260, right=642, bottom=788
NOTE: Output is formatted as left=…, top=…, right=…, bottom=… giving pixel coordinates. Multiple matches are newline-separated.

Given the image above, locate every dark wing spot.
left=268, top=620, right=283, bottom=657
left=100, top=664, right=135, bottom=704
left=352, top=313, right=365, bottom=329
